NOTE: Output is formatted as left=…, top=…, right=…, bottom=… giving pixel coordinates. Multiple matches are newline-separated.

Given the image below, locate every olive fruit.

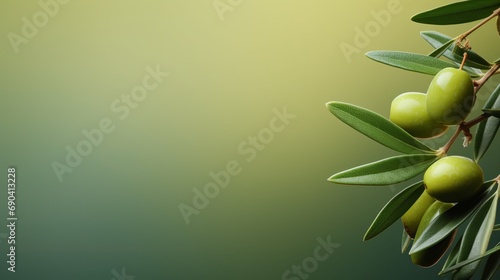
left=390, top=92, right=448, bottom=138
left=401, top=190, right=436, bottom=238
left=411, top=201, right=456, bottom=267
left=426, top=67, right=474, bottom=125
left=424, top=156, right=484, bottom=203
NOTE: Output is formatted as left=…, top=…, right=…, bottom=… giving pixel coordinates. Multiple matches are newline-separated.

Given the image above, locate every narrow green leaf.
left=412, top=0, right=500, bottom=25
left=441, top=244, right=500, bottom=275
left=481, top=245, right=500, bottom=280
left=329, top=155, right=437, bottom=186
left=409, top=182, right=497, bottom=254
left=484, top=85, right=500, bottom=111
left=497, top=15, right=500, bottom=37
left=402, top=229, right=411, bottom=254
left=443, top=236, right=464, bottom=271
left=475, top=120, right=500, bottom=161
left=421, top=31, right=491, bottom=70
left=326, top=102, right=435, bottom=154
left=428, top=38, right=455, bottom=58
left=483, top=109, right=500, bottom=118
left=475, top=84, right=500, bottom=161
left=363, top=181, right=424, bottom=240
left=453, top=191, right=498, bottom=279
left=494, top=224, right=500, bottom=231
left=365, top=51, right=461, bottom=75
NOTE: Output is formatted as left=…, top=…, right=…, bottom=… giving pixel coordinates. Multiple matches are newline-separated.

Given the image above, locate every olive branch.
left=326, top=1, right=500, bottom=279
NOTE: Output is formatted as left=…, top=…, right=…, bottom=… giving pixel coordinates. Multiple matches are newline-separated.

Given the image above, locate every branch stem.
left=459, top=8, right=500, bottom=40
left=475, top=64, right=500, bottom=94
left=440, top=127, right=463, bottom=155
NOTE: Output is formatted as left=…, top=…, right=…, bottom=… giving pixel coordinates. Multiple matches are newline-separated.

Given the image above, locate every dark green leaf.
left=421, top=31, right=491, bottom=70
left=481, top=244, right=500, bottom=280
left=409, top=182, right=496, bottom=254
left=402, top=229, right=411, bottom=254
left=441, top=244, right=500, bottom=275
left=412, top=0, right=500, bottom=25
left=497, top=15, right=500, bottom=37
left=484, top=87, right=500, bottom=110
left=453, top=191, right=498, bottom=279
left=475, top=84, right=500, bottom=161
left=326, top=102, right=435, bottom=154
left=363, top=181, right=425, bottom=240
left=443, top=236, right=464, bottom=271
left=365, top=51, right=462, bottom=75
left=328, top=155, right=438, bottom=186
left=483, top=109, right=500, bottom=118
left=428, top=38, right=455, bottom=58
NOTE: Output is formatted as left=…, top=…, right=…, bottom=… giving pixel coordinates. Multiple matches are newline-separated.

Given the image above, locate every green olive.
left=390, top=92, right=448, bottom=138
left=426, top=67, right=474, bottom=125
left=410, top=201, right=456, bottom=267
left=424, top=156, right=484, bottom=203
left=401, top=190, right=436, bottom=238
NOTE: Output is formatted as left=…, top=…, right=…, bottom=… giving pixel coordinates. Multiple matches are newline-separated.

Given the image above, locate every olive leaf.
left=443, top=236, right=464, bottom=271
left=497, top=15, right=500, bottom=37
left=483, top=109, right=500, bottom=118
left=421, top=31, right=491, bottom=70
left=481, top=245, right=500, bottom=280
left=452, top=190, right=498, bottom=279
left=440, top=244, right=500, bottom=275
left=474, top=84, right=500, bottom=161
left=402, top=229, right=411, bottom=254
left=412, top=0, right=500, bottom=25
left=428, top=38, right=455, bottom=58
left=409, top=182, right=497, bottom=254
left=365, top=51, right=462, bottom=76
left=363, top=181, right=424, bottom=241
left=326, top=102, right=435, bottom=154
left=494, top=224, right=500, bottom=231
left=328, top=155, right=438, bottom=186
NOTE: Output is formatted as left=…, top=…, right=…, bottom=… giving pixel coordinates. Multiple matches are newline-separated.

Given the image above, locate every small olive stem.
left=475, top=64, right=500, bottom=94
left=439, top=127, right=463, bottom=155
left=459, top=8, right=500, bottom=40
left=463, top=113, right=490, bottom=128
left=460, top=52, right=468, bottom=70
left=440, top=114, right=492, bottom=154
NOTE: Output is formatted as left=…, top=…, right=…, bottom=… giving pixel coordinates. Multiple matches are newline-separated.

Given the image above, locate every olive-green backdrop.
left=1, top=1, right=499, bottom=279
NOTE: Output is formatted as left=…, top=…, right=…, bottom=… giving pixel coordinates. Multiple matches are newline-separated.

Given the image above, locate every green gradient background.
left=1, top=1, right=499, bottom=279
